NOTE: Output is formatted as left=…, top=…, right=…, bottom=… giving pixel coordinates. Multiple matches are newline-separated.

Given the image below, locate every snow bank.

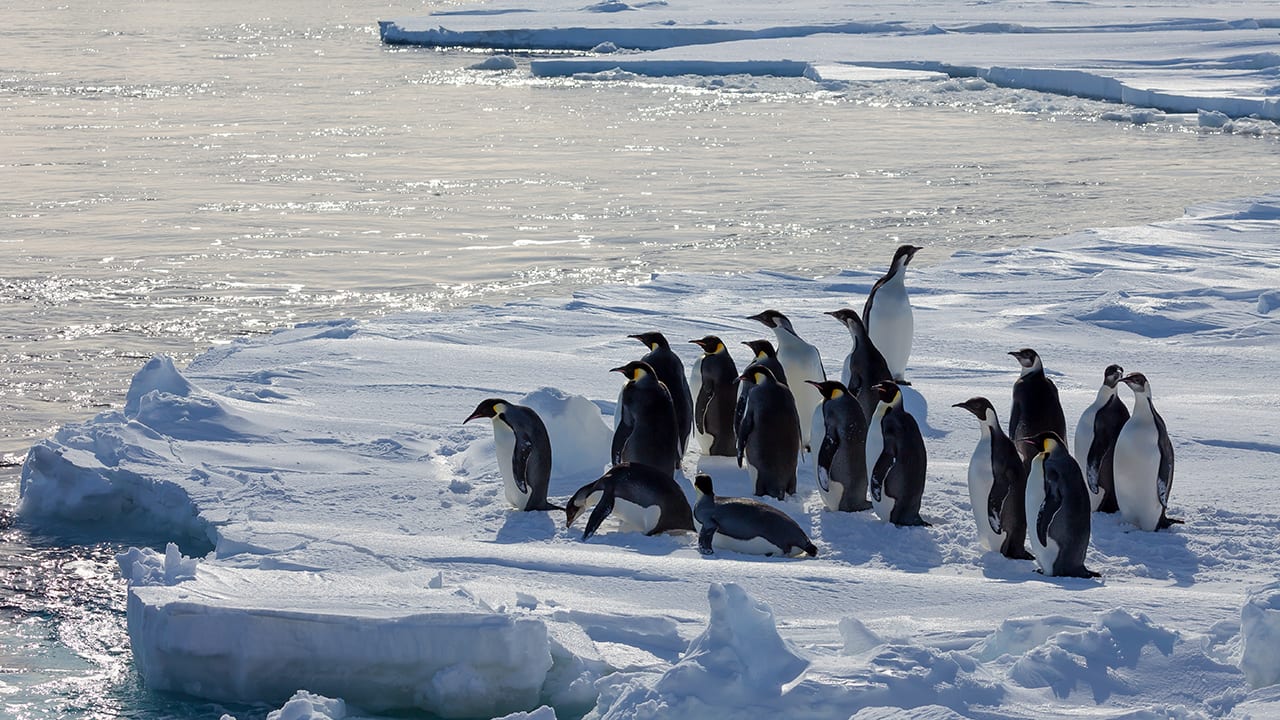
left=381, top=0, right=1280, bottom=120
left=1242, top=583, right=1280, bottom=689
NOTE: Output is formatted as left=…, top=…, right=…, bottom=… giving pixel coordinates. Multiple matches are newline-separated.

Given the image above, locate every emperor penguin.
left=565, top=463, right=694, bottom=540
left=1008, top=348, right=1067, bottom=464
left=862, top=244, right=922, bottom=384
left=628, top=332, right=694, bottom=455
left=1112, top=373, right=1182, bottom=531
left=1024, top=431, right=1099, bottom=578
left=825, top=308, right=893, bottom=422
left=807, top=380, right=872, bottom=512
left=1073, top=364, right=1130, bottom=513
left=953, top=397, right=1034, bottom=560
left=736, top=363, right=801, bottom=500
left=736, top=339, right=786, bottom=439
left=611, top=360, right=681, bottom=473
left=747, top=309, right=826, bottom=450
left=865, top=381, right=930, bottom=526
left=692, top=474, right=817, bottom=557
left=464, top=398, right=561, bottom=511
left=688, top=335, right=739, bottom=457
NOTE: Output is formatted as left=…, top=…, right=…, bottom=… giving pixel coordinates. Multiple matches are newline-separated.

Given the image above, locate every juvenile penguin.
left=565, top=463, right=694, bottom=539
left=954, top=397, right=1034, bottom=560
left=736, top=363, right=801, bottom=500
left=1008, top=348, right=1067, bottom=464
left=736, top=339, right=786, bottom=439
left=611, top=360, right=681, bottom=473
left=825, top=308, right=893, bottom=422
left=1024, top=431, right=1099, bottom=578
left=689, top=335, right=739, bottom=457
left=808, top=380, right=872, bottom=512
left=1112, top=373, right=1181, bottom=531
left=865, top=381, right=930, bottom=526
left=1073, top=364, right=1130, bottom=513
left=628, top=332, right=694, bottom=455
left=748, top=309, right=826, bottom=449
left=464, top=398, right=561, bottom=511
left=692, top=474, right=817, bottom=557
left=862, top=244, right=922, bottom=383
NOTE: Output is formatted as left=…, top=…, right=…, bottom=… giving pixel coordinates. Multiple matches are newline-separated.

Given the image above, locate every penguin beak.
left=747, top=312, right=773, bottom=327
left=463, top=409, right=486, bottom=424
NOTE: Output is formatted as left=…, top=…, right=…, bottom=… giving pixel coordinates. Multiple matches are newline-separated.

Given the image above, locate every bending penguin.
left=688, top=335, right=739, bottom=457
left=748, top=310, right=826, bottom=450
left=736, top=339, right=786, bottom=439
left=954, top=397, right=1034, bottom=560
left=611, top=360, right=681, bottom=473
left=1024, top=431, right=1099, bottom=578
left=808, top=380, right=872, bottom=512
left=464, top=398, right=561, bottom=511
left=863, top=244, right=922, bottom=384
left=865, top=381, right=930, bottom=526
left=1073, top=364, right=1129, bottom=513
left=693, top=474, right=817, bottom=557
left=1008, top=348, right=1067, bottom=464
left=1112, top=372, right=1182, bottom=531
left=628, top=332, right=694, bottom=455
left=825, top=308, right=893, bottom=422
left=736, top=363, right=801, bottom=500
left=565, top=463, right=694, bottom=540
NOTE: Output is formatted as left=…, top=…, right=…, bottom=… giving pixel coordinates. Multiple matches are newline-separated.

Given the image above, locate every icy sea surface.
left=1, top=0, right=1279, bottom=717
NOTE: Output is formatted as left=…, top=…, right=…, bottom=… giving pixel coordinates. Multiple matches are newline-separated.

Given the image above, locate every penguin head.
left=873, top=380, right=902, bottom=406
left=1120, top=372, right=1151, bottom=394
left=891, top=244, right=923, bottom=269
left=747, top=309, right=796, bottom=335
left=740, top=363, right=778, bottom=386
left=1009, top=348, right=1043, bottom=373
left=689, top=335, right=725, bottom=354
left=806, top=379, right=848, bottom=401
left=464, top=398, right=508, bottom=424
left=741, top=339, right=778, bottom=361
left=693, top=473, right=715, bottom=498
left=610, top=360, right=655, bottom=382
left=1023, top=430, right=1065, bottom=456
left=952, top=396, right=997, bottom=424
left=628, top=332, right=670, bottom=351
left=1099, top=364, right=1125, bottom=389
left=824, top=308, right=868, bottom=335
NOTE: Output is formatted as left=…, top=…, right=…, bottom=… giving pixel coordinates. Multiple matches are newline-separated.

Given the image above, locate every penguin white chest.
left=966, top=436, right=1003, bottom=552
left=868, top=279, right=912, bottom=380
left=777, top=339, right=825, bottom=448
left=1073, top=400, right=1105, bottom=510
left=710, top=532, right=788, bottom=557
left=689, top=356, right=713, bottom=454
left=816, top=462, right=845, bottom=512
left=1024, top=459, right=1054, bottom=573
left=1113, top=417, right=1163, bottom=531
left=492, top=420, right=531, bottom=509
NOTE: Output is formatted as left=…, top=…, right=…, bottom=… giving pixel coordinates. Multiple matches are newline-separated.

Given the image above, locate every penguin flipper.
left=816, top=433, right=839, bottom=493
left=694, top=381, right=712, bottom=436
left=737, top=406, right=756, bottom=468
left=870, top=447, right=894, bottom=503
left=512, top=432, right=538, bottom=495
left=988, top=461, right=1018, bottom=535
left=1036, top=472, right=1064, bottom=549
left=1154, top=407, right=1175, bottom=510
left=697, top=521, right=717, bottom=555
left=612, top=405, right=635, bottom=465
left=582, top=487, right=616, bottom=540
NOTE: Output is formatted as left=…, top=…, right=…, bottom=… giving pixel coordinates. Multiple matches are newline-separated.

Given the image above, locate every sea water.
left=1, top=0, right=1278, bottom=716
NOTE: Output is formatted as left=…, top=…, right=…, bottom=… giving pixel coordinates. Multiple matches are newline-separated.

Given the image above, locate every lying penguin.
left=692, top=474, right=816, bottom=558
left=565, top=463, right=694, bottom=540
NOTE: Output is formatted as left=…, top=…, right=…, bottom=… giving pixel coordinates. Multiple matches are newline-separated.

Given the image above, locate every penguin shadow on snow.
left=900, top=384, right=945, bottom=440
left=1088, top=511, right=1200, bottom=587
left=494, top=506, right=560, bottom=543
left=815, top=508, right=943, bottom=572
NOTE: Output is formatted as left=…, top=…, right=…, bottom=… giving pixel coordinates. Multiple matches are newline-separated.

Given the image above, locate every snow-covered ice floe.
left=21, top=193, right=1280, bottom=717
left=380, top=0, right=1280, bottom=121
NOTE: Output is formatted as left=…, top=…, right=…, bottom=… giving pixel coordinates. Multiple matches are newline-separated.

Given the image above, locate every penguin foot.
left=1003, top=547, right=1036, bottom=562
left=1157, top=515, right=1185, bottom=530
left=697, top=545, right=715, bottom=556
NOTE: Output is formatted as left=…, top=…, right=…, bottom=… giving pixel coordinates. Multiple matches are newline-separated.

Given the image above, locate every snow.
left=379, top=0, right=1280, bottom=121
left=16, top=189, right=1280, bottom=717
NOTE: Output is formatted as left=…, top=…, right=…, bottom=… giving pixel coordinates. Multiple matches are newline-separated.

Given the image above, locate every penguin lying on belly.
left=693, top=474, right=816, bottom=558
left=565, top=463, right=694, bottom=540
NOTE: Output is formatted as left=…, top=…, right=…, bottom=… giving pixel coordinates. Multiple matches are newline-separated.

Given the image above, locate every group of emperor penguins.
left=465, top=245, right=1179, bottom=575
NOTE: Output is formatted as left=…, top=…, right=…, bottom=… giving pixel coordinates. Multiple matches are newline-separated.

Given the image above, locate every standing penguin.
left=862, top=244, right=922, bottom=384
left=688, top=336, right=739, bottom=457
left=692, top=474, right=817, bottom=557
left=747, top=309, right=826, bottom=450
left=464, top=398, right=561, bottom=511
left=736, top=339, right=787, bottom=441
left=565, top=463, right=694, bottom=539
left=736, top=363, right=801, bottom=500
left=628, top=332, right=694, bottom=455
left=954, top=397, right=1034, bottom=560
left=825, top=308, right=893, bottom=422
left=1112, top=373, right=1181, bottom=531
left=865, top=381, right=930, bottom=526
left=807, top=380, right=872, bottom=512
left=1008, top=348, right=1067, bottom=464
left=1074, top=364, right=1130, bottom=513
left=1024, top=431, right=1099, bottom=578
left=611, top=360, right=681, bottom=473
